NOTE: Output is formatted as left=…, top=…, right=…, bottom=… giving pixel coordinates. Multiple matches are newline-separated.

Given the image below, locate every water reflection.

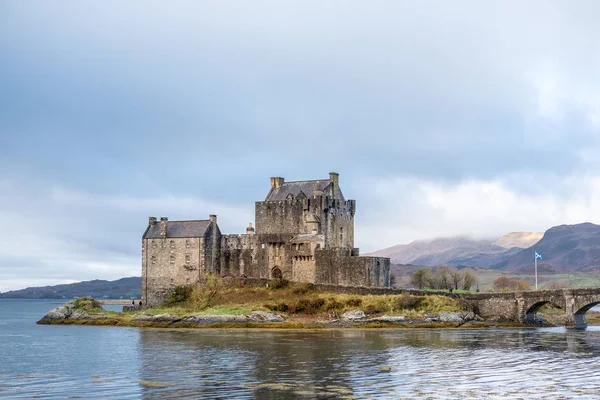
left=6, top=300, right=600, bottom=399
left=136, top=328, right=600, bottom=399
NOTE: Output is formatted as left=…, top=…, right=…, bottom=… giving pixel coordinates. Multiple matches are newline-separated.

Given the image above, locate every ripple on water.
left=4, top=306, right=600, bottom=400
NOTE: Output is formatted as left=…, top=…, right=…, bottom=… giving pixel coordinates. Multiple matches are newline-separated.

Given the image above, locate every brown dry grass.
left=165, top=278, right=462, bottom=318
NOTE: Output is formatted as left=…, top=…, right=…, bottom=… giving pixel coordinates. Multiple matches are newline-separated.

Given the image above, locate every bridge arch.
left=524, top=301, right=562, bottom=324
left=575, top=301, right=600, bottom=315
left=571, top=301, right=600, bottom=329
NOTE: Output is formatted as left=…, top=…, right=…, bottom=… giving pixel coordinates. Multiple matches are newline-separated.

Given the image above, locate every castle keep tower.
left=142, top=172, right=390, bottom=307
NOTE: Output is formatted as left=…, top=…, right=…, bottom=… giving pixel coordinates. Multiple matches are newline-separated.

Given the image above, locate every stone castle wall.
left=142, top=237, right=205, bottom=307
left=314, top=249, right=390, bottom=288
left=219, top=234, right=256, bottom=277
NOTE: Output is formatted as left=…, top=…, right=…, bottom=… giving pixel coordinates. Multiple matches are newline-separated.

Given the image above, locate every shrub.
left=396, top=293, right=422, bottom=310
left=188, top=274, right=223, bottom=310
left=269, top=278, right=289, bottom=289
left=345, top=297, right=362, bottom=307
left=294, top=298, right=326, bottom=314
left=165, top=286, right=193, bottom=306
left=365, top=303, right=384, bottom=315
left=264, top=297, right=325, bottom=314
left=324, top=297, right=344, bottom=311
left=291, top=282, right=315, bottom=295
left=493, top=276, right=531, bottom=292
left=264, top=302, right=290, bottom=313
left=71, top=297, right=103, bottom=312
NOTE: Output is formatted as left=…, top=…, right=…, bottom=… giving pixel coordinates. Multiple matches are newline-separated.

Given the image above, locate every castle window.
left=185, top=255, right=191, bottom=263
left=152, top=241, right=156, bottom=249
left=170, top=240, right=175, bottom=249
left=186, top=239, right=191, bottom=248
left=170, top=255, right=175, bottom=264
left=151, top=256, right=156, bottom=264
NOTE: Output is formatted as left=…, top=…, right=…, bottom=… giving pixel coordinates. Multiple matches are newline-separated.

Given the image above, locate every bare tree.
left=450, top=268, right=462, bottom=290
left=461, top=269, right=478, bottom=290
left=411, top=268, right=431, bottom=290
left=435, top=266, right=452, bottom=290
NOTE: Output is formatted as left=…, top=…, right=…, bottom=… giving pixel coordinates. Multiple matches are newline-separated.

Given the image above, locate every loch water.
left=2, top=300, right=600, bottom=399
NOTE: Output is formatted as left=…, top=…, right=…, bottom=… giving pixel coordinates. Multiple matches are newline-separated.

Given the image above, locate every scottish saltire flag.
left=535, top=252, right=542, bottom=260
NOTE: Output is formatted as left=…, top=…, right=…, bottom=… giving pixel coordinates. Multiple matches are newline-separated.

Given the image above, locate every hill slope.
left=494, top=232, right=544, bottom=249
left=495, top=223, right=600, bottom=272
left=368, top=232, right=541, bottom=267
left=0, top=277, right=141, bottom=299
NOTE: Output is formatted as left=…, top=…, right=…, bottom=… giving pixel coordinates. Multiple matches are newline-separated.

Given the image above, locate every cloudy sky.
left=1, top=1, right=600, bottom=291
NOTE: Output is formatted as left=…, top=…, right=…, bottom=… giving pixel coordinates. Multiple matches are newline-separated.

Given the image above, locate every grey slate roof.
left=143, top=220, right=211, bottom=239
left=267, top=179, right=335, bottom=201
left=290, top=234, right=324, bottom=243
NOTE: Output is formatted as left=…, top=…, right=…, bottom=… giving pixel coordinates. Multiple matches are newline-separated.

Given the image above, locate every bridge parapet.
left=460, top=288, right=600, bottom=328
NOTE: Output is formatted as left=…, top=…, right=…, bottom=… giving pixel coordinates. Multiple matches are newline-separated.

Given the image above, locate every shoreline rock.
left=341, top=310, right=366, bottom=321
left=37, top=300, right=99, bottom=323
left=37, top=303, right=286, bottom=326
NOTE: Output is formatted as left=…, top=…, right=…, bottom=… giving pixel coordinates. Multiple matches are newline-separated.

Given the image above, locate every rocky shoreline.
left=37, top=300, right=519, bottom=329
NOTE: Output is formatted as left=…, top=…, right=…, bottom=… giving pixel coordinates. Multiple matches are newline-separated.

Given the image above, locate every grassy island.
left=37, top=277, right=600, bottom=329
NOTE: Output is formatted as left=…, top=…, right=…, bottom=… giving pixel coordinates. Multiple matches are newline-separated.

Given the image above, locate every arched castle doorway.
left=271, top=267, right=282, bottom=279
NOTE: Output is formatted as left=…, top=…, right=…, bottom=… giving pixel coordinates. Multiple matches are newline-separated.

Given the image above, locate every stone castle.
left=142, top=172, right=390, bottom=307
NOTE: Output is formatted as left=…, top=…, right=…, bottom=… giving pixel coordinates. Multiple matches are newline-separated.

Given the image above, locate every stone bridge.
left=462, top=288, right=600, bottom=329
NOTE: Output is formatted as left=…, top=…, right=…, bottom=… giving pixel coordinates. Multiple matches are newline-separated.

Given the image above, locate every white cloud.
left=0, top=183, right=252, bottom=292
left=355, top=175, right=600, bottom=252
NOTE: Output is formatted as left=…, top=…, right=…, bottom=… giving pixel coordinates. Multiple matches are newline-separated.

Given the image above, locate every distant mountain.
left=494, top=223, right=600, bottom=272
left=0, top=277, right=141, bottom=299
left=368, top=232, right=542, bottom=267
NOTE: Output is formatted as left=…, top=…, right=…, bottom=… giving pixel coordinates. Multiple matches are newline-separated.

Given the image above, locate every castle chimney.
left=270, top=177, right=285, bottom=188
left=149, top=217, right=157, bottom=225
left=329, top=171, right=339, bottom=185
left=160, top=217, right=168, bottom=238
left=209, top=214, right=217, bottom=224
left=329, top=172, right=339, bottom=199
left=246, top=222, right=255, bottom=235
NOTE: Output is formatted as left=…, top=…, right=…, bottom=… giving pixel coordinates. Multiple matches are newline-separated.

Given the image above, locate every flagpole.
left=535, top=253, right=538, bottom=290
